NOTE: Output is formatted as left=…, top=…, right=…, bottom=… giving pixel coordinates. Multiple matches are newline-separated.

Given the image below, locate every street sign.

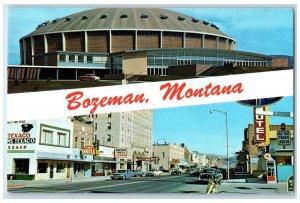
left=115, top=148, right=127, bottom=158
left=238, top=97, right=282, bottom=107
left=287, top=176, right=293, bottom=192
left=277, top=130, right=291, bottom=145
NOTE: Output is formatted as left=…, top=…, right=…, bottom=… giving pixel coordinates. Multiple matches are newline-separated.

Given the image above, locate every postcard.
left=3, top=5, right=294, bottom=199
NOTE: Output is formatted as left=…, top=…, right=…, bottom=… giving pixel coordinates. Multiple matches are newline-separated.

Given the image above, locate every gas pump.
left=266, top=159, right=277, bottom=183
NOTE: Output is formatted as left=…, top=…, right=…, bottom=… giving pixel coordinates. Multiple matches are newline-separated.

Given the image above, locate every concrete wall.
left=204, top=35, right=217, bottom=48
left=122, top=51, right=147, bottom=75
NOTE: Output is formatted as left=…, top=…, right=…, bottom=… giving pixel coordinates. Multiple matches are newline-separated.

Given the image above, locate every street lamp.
left=210, top=109, right=230, bottom=182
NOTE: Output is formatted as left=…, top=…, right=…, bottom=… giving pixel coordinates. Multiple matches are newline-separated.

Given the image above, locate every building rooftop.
left=25, top=8, right=232, bottom=39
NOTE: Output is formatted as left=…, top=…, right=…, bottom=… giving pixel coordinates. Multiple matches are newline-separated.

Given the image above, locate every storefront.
left=7, top=119, right=74, bottom=180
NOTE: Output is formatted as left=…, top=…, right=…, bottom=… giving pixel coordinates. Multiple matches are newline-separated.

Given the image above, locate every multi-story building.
left=93, top=110, right=153, bottom=171
left=152, top=143, right=185, bottom=171
left=190, top=151, right=207, bottom=167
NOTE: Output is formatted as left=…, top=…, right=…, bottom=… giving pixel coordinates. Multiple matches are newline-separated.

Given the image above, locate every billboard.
left=115, top=148, right=127, bottom=158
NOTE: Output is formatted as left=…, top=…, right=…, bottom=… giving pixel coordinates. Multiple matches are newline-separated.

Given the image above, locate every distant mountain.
left=271, top=55, right=294, bottom=68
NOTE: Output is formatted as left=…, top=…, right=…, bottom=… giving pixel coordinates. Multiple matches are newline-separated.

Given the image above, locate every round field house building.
left=9, top=8, right=288, bottom=80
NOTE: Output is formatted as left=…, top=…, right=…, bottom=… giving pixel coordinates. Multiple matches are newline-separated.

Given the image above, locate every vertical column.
left=135, top=30, right=137, bottom=50
left=31, top=37, right=35, bottom=65
left=44, top=34, right=48, bottom=53
left=62, top=32, right=66, bottom=51
left=109, top=30, right=112, bottom=53
left=202, top=34, right=205, bottom=48
left=226, top=39, right=229, bottom=50
left=75, top=69, right=78, bottom=80
left=160, top=31, right=163, bottom=48
left=183, top=32, right=186, bottom=48
left=56, top=69, right=59, bottom=80
left=23, top=39, right=26, bottom=64
left=84, top=31, right=88, bottom=52
left=216, top=36, right=219, bottom=49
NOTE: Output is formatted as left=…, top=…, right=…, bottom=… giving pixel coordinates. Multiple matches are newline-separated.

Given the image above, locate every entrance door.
left=50, top=164, right=54, bottom=179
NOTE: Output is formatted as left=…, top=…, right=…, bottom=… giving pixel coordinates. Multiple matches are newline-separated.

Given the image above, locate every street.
left=7, top=174, right=290, bottom=195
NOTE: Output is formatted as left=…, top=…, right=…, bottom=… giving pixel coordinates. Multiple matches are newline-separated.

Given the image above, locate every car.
left=199, top=168, right=222, bottom=185
left=171, top=169, right=182, bottom=175
left=111, top=169, right=132, bottom=180
left=189, top=168, right=201, bottom=177
left=145, top=169, right=162, bottom=177
left=78, top=74, right=100, bottom=81
left=131, top=169, right=145, bottom=177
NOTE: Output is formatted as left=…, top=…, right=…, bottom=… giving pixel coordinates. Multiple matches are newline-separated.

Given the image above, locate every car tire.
left=123, top=176, right=126, bottom=180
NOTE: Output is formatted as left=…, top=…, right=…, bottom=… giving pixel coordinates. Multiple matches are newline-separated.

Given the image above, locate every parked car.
left=145, top=169, right=162, bottom=177
left=111, top=169, right=132, bottom=180
left=189, top=168, right=201, bottom=177
left=199, top=168, right=222, bottom=184
left=79, top=74, right=100, bottom=81
left=131, top=169, right=145, bottom=177
left=171, top=169, right=182, bottom=175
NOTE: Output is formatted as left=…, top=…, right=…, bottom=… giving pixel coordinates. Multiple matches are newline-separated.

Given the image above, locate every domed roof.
left=26, top=8, right=233, bottom=40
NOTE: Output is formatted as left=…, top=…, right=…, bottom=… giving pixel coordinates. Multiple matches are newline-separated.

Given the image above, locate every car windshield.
left=203, top=168, right=215, bottom=173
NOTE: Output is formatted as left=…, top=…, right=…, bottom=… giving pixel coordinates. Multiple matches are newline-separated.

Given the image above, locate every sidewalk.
left=225, top=173, right=267, bottom=184
left=7, top=176, right=111, bottom=189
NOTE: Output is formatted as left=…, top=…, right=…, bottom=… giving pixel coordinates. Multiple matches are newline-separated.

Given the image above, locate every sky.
left=153, top=96, right=294, bottom=156
left=5, top=6, right=295, bottom=156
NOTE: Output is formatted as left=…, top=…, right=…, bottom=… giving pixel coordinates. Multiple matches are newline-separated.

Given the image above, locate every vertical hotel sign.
left=253, top=107, right=267, bottom=142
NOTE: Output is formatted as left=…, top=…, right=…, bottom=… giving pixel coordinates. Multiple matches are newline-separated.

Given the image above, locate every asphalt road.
left=7, top=174, right=289, bottom=195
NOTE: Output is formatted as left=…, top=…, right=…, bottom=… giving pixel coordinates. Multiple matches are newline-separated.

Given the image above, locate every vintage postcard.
left=4, top=5, right=294, bottom=198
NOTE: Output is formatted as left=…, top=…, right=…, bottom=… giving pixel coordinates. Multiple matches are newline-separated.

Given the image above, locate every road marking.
left=61, top=176, right=180, bottom=193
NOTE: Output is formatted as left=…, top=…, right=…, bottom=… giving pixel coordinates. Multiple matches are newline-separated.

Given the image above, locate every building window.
left=59, top=54, right=66, bottom=62
left=41, top=130, right=53, bottom=145
left=37, top=162, right=48, bottom=173
left=58, top=132, right=66, bottom=146
left=69, top=55, right=75, bottom=62
left=87, top=138, right=91, bottom=146
left=107, top=122, right=111, bottom=129
left=162, top=152, right=165, bottom=158
left=75, top=137, right=78, bottom=148
left=14, top=159, right=29, bottom=174
left=78, top=55, right=84, bottom=63
left=106, top=134, right=111, bottom=142
left=94, top=123, right=97, bottom=130
left=108, top=113, right=112, bottom=118
left=56, top=163, right=65, bottom=173
left=81, top=138, right=85, bottom=149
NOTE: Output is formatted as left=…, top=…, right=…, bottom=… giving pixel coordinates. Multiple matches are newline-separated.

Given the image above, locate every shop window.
left=37, top=162, right=48, bottom=173
left=14, top=159, right=29, bottom=174
left=57, top=163, right=65, bottom=173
